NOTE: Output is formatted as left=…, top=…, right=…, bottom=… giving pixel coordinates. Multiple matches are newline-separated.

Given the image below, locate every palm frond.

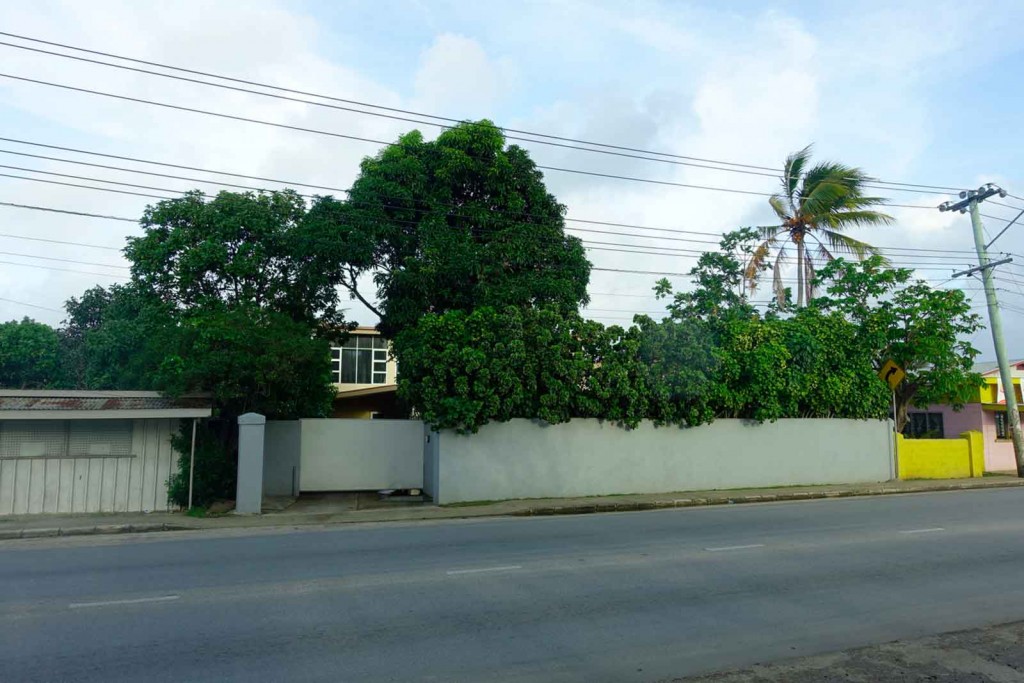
left=813, top=236, right=835, bottom=264
left=818, top=229, right=888, bottom=264
left=782, top=145, right=813, bottom=202
left=768, top=195, right=789, bottom=221
left=773, top=246, right=788, bottom=306
left=744, top=238, right=775, bottom=290
left=799, top=162, right=868, bottom=195
left=826, top=209, right=895, bottom=230
left=800, top=179, right=854, bottom=222
left=805, top=257, right=817, bottom=301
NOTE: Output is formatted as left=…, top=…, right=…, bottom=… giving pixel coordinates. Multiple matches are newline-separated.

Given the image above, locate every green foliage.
left=0, top=317, right=62, bottom=388
left=314, top=120, right=591, bottom=338
left=156, top=304, right=336, bottom=419
left=61, top=284, right=172, bottom=389
left=397, top=229, right=907, bottom=432
left=129, top=190, right=348, bottom=334
left=63, top=190, right=352, bottom=503
left=395, top=306, right=601, bottom=432
left=167, top=421, right=236, bottom=509
left=813, top=256, right=983, bottom=429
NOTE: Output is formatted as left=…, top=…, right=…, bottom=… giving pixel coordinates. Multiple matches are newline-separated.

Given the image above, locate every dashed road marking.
left=69, top=595, right=180, bottom=609
left=446, top=565, right=523, bottom=576
left=899, top=528, right=945, bottom=534
left=705, top=544, right=765, bottom=552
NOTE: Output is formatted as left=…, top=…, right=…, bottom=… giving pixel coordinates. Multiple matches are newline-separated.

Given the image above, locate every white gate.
left=264, top=419, right=425, bottom=493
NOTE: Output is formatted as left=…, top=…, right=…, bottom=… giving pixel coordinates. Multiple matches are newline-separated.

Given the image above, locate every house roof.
left=0, top=390, right=213, bottom=420
left=975, top=360, right=1024, bottom=375
left=335, top=384, right=397, bottom=399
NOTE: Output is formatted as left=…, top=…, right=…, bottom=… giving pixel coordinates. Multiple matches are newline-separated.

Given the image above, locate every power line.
left=0, top=171, right=173, bottom=199
left=0, top=180, right=981, bottom=270
left=0, top=32, right=973, bottom=194
left=0, top=249, right=128, bottom=270
left=0, top=73, right=968, bottom=210
left=0, top=138, right=1007, bottom=253
left=0, top=139, right=347, bottom=193
left=0, top=199, right=138, bottom=223
left=0, top=148, right=325, bottom=196
left=0, top=296, right=62, bottom=313
left=0, top=232, right=121, bottom=251
left=0, top=259, right=127, bottom=279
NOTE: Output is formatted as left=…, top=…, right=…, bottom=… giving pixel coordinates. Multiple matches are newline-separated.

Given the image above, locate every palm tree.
left=745, top=145, right=894, bottom=307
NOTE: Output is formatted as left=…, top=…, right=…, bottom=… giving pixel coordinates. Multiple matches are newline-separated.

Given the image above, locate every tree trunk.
left=796, top=239, right=805, bottom=307
left=894, top=384, right=916, bottom=433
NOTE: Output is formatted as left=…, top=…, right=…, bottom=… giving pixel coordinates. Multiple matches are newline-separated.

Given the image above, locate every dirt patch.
left=672, top=621, right=1024, bottom=682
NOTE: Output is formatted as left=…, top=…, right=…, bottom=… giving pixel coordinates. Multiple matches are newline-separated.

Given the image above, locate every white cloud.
left=412, top=33, right=515, bottom=119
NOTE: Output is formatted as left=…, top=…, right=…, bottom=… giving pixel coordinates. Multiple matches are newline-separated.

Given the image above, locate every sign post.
left=878, top=360, right=906, bottom=480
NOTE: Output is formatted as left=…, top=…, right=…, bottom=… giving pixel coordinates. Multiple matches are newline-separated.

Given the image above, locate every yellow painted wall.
left=897, top=431, right=983, bottom=479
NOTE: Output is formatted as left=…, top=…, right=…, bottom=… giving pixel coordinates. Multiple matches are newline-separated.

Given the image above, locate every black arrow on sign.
left=885, top=367, right=898, bottom=383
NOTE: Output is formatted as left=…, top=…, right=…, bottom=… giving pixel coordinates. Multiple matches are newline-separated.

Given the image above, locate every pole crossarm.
left=951, top=256, right=1013, bottom=279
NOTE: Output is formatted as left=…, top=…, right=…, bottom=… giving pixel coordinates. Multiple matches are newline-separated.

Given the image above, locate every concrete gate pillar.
left=236, top=413, right=267, bottom=514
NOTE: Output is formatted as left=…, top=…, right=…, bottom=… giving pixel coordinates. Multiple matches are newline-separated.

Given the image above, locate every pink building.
left=906, top=360, right=1024, bottom=473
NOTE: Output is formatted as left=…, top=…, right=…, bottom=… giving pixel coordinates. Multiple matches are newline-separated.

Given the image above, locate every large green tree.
left=311, top=120, right=591, bottom=338
left=128, top=189, right=348, bottom=334
left=656, top=230, right=888, bottom=423
left=746, top=146, right=893, bottom=307
left=63, top=190, right=351, bottom=506
left=0, top=317, right=62, bottom=388
left=813, top=256, right=984, bottom=430
left=61, top=283, right=170, bottom=390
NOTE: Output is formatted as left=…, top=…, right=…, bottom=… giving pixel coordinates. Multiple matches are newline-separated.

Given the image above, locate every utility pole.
left=943, top=184, right=1024, bottom=477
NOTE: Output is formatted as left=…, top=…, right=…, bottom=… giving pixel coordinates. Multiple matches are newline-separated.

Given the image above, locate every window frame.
left=331, top=334, right=390, bottom=385
left=995, top=412, right=1009, bottom=440
left=903, top=412, right=945, bottom=439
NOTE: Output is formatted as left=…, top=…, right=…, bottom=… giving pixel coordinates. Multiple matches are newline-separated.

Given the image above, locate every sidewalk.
left=673, top=619, right=1024, bottom=682
left=2, top=476, right=1023, bottom=540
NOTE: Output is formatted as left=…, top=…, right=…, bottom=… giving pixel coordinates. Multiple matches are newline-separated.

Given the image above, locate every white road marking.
left=899, top=527, right=945, bottom=534
left=705, top=544, right=765, bottom=552
left=69, top=595, right=180, bottom=609
left=446, top=565, right=523, bottom=576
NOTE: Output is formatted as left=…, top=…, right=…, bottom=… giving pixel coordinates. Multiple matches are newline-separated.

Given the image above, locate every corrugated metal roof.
left=974, top=360, right=1024, bottom=375
left=0, top=394, right=211, bottom=412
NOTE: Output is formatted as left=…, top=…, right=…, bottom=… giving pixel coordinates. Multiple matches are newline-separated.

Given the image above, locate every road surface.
left=3, top=488, right=1024, bottom=682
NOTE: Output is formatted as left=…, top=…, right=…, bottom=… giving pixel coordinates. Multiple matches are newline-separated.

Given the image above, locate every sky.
left=1, top=0, right=1024, bottom=359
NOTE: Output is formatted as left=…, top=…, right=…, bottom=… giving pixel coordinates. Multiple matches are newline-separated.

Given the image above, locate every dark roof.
left=0, top=391, right=211, bottom=413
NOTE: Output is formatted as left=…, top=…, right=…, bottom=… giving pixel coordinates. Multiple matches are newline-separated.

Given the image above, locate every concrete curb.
left=3, top=480, right=1023, bottom=540
left=507, top=480, right=1024, bottom=516
left=0, top=522, right=189, bottom=540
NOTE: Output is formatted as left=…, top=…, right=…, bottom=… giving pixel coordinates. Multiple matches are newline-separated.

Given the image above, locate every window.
left=995, top=412, right=1009, bottom=440
left=903, top=412, right=944, bottom=439
left=0, top=420, right=133, bottom=458
left=331, top=334, right=389, bottom=385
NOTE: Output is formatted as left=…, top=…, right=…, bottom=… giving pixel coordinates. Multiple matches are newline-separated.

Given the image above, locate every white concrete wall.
left=298, top=419, right=423, bottom=491
left=0, top=418, right=180, bottom=515
left=264, top=420, right=301, bottom=497
left=433, top=418, right=893, bottom=504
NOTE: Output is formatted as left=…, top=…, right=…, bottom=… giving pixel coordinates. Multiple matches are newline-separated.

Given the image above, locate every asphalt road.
left=3, top=488, right=1024, bottom=683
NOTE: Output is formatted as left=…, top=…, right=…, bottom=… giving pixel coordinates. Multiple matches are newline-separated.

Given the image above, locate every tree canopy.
left=0, top=318, right=62, bottom=389
left=310, top=120, right=591, bottom=338
left=813, top=256, right=983, bottom=430
left=61, top=190, right=351, bottom=506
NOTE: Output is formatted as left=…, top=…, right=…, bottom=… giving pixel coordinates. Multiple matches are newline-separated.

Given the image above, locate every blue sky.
left=2, top=0, right=1024, bottom=358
